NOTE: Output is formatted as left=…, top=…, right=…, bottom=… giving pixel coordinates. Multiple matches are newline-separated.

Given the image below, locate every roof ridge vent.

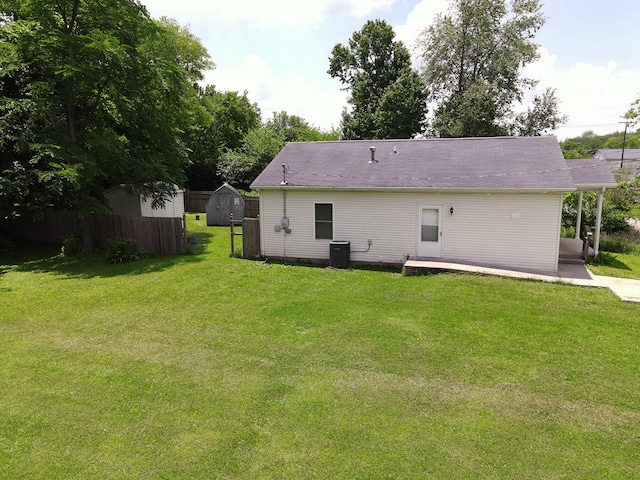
left=369, top=146, right=377, bottom=163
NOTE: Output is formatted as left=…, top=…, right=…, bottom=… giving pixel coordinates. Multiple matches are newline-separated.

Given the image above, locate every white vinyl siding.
left=259, top=190, right=563, bottom=272
left=106, top=188, right=185, bottom=218
left=141, top=190, right=185, bottom=218
left=105, top=190, right=142, bottom=216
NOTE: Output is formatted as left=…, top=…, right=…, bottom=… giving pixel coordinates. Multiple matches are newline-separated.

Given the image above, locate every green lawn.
left=588, top=252, right=640, bottom=280
left=1, top=214, right=639, bottom=479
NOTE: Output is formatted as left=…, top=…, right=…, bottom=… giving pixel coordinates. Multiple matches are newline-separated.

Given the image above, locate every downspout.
left=575, top=191, right=584, bottom=239
left=594, top=187, right=605, bottom=257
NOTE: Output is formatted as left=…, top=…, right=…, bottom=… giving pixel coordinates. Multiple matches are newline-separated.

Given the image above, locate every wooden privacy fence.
left=228, top=216, right=261, bottom=259
left=184, top=189, right=259, bottom=218
left=184, top=190, right=213, bottom=213
left=3, top=211, right=186, bottom=255
left=95, top=215, right=186, bottom=254
left=242, top=218, right=261, bottom=259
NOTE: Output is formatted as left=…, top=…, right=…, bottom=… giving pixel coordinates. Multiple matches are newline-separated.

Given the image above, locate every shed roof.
left=594, top=148, right=640, bottom=161
left=565, top=159, right=618, bottom=190
left=252, top=136, right=578, bottom=191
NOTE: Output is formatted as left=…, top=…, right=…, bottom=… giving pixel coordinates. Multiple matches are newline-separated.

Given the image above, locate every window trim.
left=314, top=202, right=334, bottom=240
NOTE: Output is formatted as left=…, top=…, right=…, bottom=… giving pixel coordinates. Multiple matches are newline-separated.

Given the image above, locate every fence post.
left=230, top=213, right=235, bottom=254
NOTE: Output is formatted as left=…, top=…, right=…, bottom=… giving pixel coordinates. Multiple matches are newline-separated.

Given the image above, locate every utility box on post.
left=329, top=241, right=350, bottom=268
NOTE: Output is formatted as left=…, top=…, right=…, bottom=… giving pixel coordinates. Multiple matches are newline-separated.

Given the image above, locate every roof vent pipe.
left=369, top=146, right=377, bottom=163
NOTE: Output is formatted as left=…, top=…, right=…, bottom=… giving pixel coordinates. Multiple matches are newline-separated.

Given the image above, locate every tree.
left=562, top=177, right=639, bottom=235
left=417, top=0, right=565, bottom=137
left=328, top=19, right=428, bottom=140
left=265, top=111, right=339, bottom=142
left=217, top=127, right=285, bottom=190
left=624, top=96, right=640, bottom=128
left=512, top=87, right=568, bottom=136
left=560, top=128, right=640, bottom=159
left=184, top=86, right=261, bottom=190
left=216, top=111, right=339, bottom=190
left=0, top=1, right=212, bottom=234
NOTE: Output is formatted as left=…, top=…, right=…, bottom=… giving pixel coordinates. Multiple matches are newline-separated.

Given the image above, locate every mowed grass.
left=588, top=252, right=640, bottom=280
left=1, top=214, right=639, bottom=479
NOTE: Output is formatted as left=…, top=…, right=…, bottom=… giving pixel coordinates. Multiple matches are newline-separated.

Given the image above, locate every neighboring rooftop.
left=594, top=148, right=640, bottom=161
left=252, top=136, right=577, bottom=191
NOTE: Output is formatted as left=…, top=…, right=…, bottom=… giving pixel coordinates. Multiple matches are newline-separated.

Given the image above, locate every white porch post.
left=594, top=188, right=605, bottom=257
left=575, top=191, right=584, bottom=239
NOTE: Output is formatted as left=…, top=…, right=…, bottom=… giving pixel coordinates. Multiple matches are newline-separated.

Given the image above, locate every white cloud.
left=525, top=48, right=640, bottom=139
left=394, top=0, right=449, bottom=60
left=204, top=56, right=347, bottom=130
left=142, top=0, right=395, bottom=26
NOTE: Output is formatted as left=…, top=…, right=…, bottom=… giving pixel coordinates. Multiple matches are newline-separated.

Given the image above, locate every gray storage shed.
left=206, top=183, right=245, bottom=226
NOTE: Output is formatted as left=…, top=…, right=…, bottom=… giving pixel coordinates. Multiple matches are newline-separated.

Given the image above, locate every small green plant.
left=105, top=238, right=146, bottom=264
left=592, top=251, right=618, bottom=266
left=230, top=246, right=243, bottom=258
left=61, top=235, right=83, bottom=256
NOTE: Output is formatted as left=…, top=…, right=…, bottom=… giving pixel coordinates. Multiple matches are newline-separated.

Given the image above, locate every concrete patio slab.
left=404, top=258, right=640, bottom=303
left=596, top=276, right=640, bottom=303
left=404, top=259, right=606, bottom=288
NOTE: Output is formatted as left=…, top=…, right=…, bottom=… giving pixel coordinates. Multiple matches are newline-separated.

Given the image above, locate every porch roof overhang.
left=566, top=159, right=617, bottom=191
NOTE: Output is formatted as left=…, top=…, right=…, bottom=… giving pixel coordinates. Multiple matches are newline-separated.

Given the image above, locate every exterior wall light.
left=449, top=207, right=454, bottom=215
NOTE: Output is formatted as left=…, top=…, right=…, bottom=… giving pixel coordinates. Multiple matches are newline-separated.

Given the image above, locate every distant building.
left=594, top=149, right=640, bottom=174
left=106, top=185, right=185, bottom=218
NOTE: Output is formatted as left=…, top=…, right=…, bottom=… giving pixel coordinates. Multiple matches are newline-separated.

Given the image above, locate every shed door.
left=417, top=205, right=442, bottom=258
left=217, top=193, right=231, bottom=224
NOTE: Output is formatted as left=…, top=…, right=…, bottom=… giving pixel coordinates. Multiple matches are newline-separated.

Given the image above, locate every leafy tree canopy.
left=0, top=0, right=212, bottom=219
left=184, top=86, right=261, bottom=190
left=265, top=111, right=339, bottom=143
left=217, top=111, right=339, bottom=191
left=417, top=0, right=566, bottom=137
left=328, top=19, right=428, bottom=140
left=560, top=129, right=640, bottom=159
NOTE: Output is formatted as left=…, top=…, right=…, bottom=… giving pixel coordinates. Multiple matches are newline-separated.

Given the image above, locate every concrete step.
left=559, top=256, right=586, bottom=265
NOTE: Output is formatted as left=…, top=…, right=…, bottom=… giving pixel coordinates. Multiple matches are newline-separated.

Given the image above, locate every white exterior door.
left=417, top=205, right=442, bottom=257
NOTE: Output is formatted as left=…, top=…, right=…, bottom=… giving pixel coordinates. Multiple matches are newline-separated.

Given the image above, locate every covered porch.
left=559, top=237, right=594, bottom=264
left=565, top=159, right=619, bottom=258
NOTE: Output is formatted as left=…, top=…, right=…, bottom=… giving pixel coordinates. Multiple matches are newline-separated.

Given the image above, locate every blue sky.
left=141, top=0, right=640, bottom=140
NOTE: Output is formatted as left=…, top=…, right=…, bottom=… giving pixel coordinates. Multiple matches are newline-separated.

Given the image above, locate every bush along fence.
left=184, top=189, right=259, bottom=218
left=3, top=211, right=187, bottom=255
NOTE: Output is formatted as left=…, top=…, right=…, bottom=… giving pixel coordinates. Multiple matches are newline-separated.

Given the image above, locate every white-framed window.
left=314, top=203, right=333, bottom=240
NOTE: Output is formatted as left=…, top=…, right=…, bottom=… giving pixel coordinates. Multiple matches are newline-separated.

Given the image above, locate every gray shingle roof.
left=566, top=159, right=618, bottom=190
left=251, top=136, right=578, bottom=191
left=594, top=149, right=640, bottom=161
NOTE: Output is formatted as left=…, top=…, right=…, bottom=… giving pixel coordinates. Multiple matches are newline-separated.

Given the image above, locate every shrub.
left=592, top=251, right=618, bottom=266
left=105, top=238, right=146, bottom=264
left=61, top=235, right=83, bottom=256
left=563, top=190, right=631, bottom=235
left=599, top=230, right=640, bottom=255
left=0, top=234, right=15, bottom=256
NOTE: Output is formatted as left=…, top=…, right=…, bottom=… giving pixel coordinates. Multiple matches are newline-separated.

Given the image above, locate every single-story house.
left=250, top=137, right=616, bottom=273
left=106, top=185, right=185, bottom=218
